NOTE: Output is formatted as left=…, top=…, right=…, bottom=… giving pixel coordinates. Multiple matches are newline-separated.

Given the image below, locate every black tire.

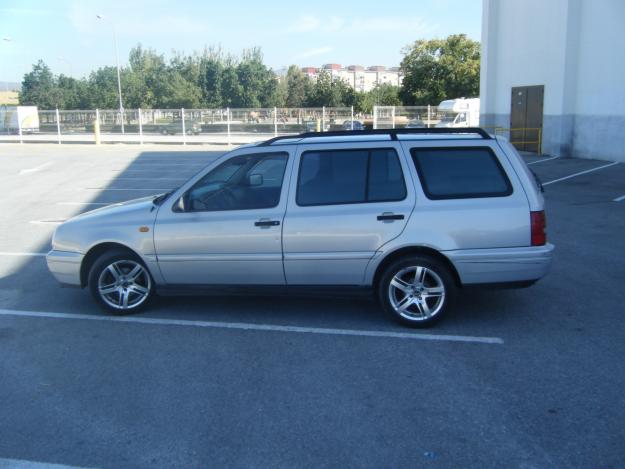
left=378, top=255, right=456, bottom=327
left=88, top=249, right=154, bottom=315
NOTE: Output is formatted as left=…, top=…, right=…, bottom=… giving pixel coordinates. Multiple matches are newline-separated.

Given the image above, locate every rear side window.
left=410, top=147, right=512, bottom=199
left=297, top=148, right=406, bottom=206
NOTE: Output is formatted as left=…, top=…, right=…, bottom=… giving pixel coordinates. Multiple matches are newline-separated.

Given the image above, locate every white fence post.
left=181, top=108, right=186, bottom=145
left=17, top=109, right=23, bottom=144
left=226, top=107, right=231, bottom=147
left=55, top=108, right=61, bottom=144
left=427, top=105, right=431, bottom=128
left=274, top=106, right=278, bottom=137
left=351, top=106, right=354, bottom=130
left=95, top=109, right=101, bottom=145
left=138, top=108, right=143, bottom=145
left=373, top=106, right=378, bottom=130
left=392, top=106, right=396, bottom=129
left=322, top=106, right=325, bottom=132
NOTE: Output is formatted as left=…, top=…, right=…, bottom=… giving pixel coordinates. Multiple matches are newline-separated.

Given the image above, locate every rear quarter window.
left=410, top=147, right=512, bottom=200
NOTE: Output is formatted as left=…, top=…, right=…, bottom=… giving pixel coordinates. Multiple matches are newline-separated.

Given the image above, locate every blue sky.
left=0, top=0, right=481, bottom=83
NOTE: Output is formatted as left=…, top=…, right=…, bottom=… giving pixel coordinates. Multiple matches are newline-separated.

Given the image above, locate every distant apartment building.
left=300, top=64, right=403, bottom=92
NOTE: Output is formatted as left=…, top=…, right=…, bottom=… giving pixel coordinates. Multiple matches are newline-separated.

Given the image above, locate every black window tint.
left=185, top=152, right=287, bottom=211
left=368, top=149, right=407, bottom=202
left=411, top=148, right=512, bottom=199
left=297, top=148, right=406, bottom=206
left=298, top=150, right=368, bottom=205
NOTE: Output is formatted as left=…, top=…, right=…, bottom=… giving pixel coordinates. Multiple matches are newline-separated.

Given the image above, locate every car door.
left=282, top=142, right=415, bottom=285
left=154, top=148, right=292, bottom=285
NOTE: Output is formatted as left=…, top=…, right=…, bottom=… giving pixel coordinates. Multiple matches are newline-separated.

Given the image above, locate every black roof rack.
left=258, top=127, right=492, bottom=146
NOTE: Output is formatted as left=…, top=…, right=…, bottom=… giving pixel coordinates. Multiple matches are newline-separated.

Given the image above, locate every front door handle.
left=254, top=219, right=280, bottom=227
left=377, top=213, right=405, bottom=221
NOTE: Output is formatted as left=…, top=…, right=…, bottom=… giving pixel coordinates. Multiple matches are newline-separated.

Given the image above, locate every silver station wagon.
left=47, top=128, right=554, bottom=327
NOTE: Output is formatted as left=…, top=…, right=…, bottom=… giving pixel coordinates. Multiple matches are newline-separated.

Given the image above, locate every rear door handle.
left=377, top=213, right=405, bottom=221
left=254, top=219, right=280, bottom=227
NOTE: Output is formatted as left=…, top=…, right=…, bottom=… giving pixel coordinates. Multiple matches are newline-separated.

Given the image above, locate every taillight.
left=531, top=211, right=547, bottom=246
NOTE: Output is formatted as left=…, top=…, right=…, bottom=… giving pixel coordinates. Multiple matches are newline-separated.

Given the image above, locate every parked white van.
left=436, top=98, right=480, bottom=128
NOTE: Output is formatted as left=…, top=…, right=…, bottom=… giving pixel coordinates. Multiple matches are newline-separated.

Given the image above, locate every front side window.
left=410, top=147, right=512, bottom=200
left=297, top=148, right=406, bottom=206
left=180, top=152, right=288, bottom=211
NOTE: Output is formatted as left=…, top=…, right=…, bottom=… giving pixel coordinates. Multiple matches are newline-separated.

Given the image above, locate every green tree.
left=86, top=66, right=121, bottom=109
left=56, top=75, right=90, bottom=109
left=157, top=71, right=202, bottom=108
left=357, top=84, right=402, bottom=114
left=306, top=71, right=354, bottom=107
left=284, top=65, right=311, bottom=107
left=235, top=48, right=278, bottom=107
left=220, top=66, right=243, bottom=107
left=400, top=34, right=480, bottom=105
left=19, top=60, right=63, bottom=108
left=199, top=58, right=223, bottom=108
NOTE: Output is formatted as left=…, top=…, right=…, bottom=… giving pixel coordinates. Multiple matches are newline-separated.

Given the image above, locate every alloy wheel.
left=97, top=260, right=151, bottom=310
left=388, top=266, right=446, bottom=321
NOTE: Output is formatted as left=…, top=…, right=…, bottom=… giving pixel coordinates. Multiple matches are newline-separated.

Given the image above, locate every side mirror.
left=248, top=174, right=263, bottom=186
left=174, top=196, right=186, bottom=212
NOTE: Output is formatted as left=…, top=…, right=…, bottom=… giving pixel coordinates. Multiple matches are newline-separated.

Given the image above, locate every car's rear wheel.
left=378, top=255, right=456, bottom=327
left=88, top=251, right=154, bottom=315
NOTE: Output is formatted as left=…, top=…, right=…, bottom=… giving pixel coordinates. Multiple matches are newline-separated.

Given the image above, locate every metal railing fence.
left=0, top=105, right=542, bottom=153
left=1, top=106, right=360, bottom=145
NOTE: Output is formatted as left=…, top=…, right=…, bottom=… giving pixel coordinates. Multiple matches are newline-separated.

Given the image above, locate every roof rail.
left=259, top=127, right=492, bottom=146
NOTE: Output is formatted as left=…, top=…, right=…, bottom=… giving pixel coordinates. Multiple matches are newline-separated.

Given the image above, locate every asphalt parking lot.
left=0, top=144, right=624, bottom=468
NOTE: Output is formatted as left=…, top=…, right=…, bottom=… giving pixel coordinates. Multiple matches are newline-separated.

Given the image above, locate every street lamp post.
left=96, top=14, right=124, bottom=133
left=2, top=37, right=11, bottom=92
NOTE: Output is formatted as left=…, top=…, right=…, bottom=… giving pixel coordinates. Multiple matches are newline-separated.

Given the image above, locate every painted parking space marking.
left=527, top=156, right=559, bottom=165
left=543, top=162, right=619, bottom=186
left=613, top=194, right=625, bottom=202
left=83, top=187, right=171, bottom=191
left=0, top=308, right=504, bottom=345
left=108, top=177, right=188, bottom=181
left=0, top=251, right=47, bottom=257
left=19, top=161, right=53, bottom=174
left=57, top=202, right=110, bottom=206
left=0, top=458, right=91, bottom=469
left=29, top=220, right=65, bottom=225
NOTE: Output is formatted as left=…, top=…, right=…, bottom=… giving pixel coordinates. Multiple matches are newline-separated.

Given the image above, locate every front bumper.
left=46, top=250, right=83, bottom=286
left=445, top=243, right=555, bottom=285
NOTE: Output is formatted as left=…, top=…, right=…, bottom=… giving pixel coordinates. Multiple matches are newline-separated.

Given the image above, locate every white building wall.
left=481, top=0, right=625, bottom=161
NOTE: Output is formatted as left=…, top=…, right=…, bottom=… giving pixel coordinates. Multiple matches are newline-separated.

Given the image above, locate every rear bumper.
left=445, top=243, right=554, bottom=285
left=46, top=250, right=83, bottom=286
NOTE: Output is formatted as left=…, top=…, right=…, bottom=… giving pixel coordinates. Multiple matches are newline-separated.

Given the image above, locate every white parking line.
left=57, top=202, right=110, bottom=206
left=0, top=308, right=504, bottom=345
left=109, top=177, right=187, bottom=181
left=0, top=251, right=47, bottom=257
left=0, top=458, right=90, bottom=469
left=613, top=194, right=625, bottom=202
left=18, top=161, right=53, bottom=174
left=83, top=188, right=170, bottom=191
left=29, top=220, right=64, bottom=225
left=543, top=162, right=619, bottom=186
left=527, top=156, right=559, bottom=165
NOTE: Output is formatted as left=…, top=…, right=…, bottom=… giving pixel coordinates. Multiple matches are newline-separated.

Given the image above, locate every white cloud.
left=348, top=17, right=438, bottom=34
left=287, top=15, right=438, bottom=35
left=294, top=46, right=333, bottom=60
left=288, top=15, right=321, bottom=33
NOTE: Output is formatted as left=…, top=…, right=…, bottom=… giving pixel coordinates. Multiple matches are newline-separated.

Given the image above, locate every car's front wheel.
left=88, top=251, right=154, bottom=315
left=378, top=255, right=456, bottom=327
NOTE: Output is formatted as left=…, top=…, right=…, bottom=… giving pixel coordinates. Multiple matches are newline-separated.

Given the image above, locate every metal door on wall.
left=510, top=85, right=544, bottom=153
